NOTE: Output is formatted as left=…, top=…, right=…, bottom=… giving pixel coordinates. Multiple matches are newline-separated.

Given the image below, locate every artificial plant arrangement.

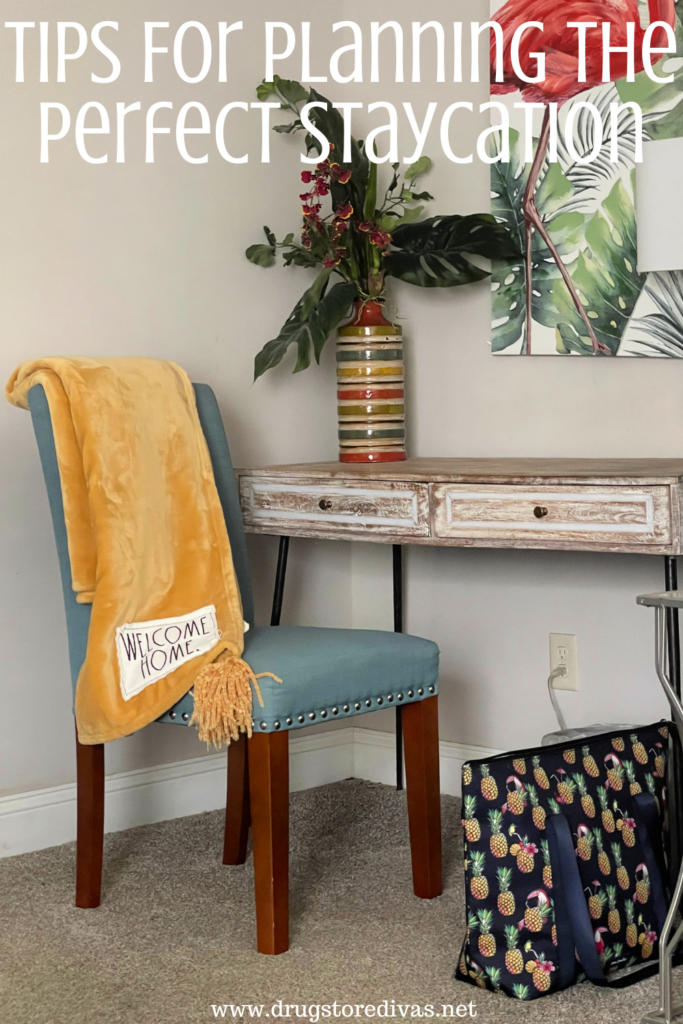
left=247, top=78, right=520, bottom=380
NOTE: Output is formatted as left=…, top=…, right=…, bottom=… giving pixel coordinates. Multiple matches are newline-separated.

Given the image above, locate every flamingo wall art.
left=489, top=0, right=683, bottom=356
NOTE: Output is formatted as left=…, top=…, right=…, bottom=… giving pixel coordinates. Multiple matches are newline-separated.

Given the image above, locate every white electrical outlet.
left=549, top=633, right=579, bottom=691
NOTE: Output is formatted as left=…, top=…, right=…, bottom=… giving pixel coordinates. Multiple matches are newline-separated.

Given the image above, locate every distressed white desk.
left=237, top=457, right=683, bottom=554
left=236, top=457, right=683, bottom=785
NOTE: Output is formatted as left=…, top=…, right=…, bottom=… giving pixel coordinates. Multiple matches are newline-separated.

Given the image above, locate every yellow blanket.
left=6, top=357, right=276, bottom=747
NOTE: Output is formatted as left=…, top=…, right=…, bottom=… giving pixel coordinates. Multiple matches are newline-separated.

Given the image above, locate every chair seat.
left=157, top=626, right=439, bottom=732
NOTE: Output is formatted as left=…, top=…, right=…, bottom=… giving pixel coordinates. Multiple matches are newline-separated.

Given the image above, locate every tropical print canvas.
left=490, top=0, right=683, bottom=356
left=456, top=723, right=671, bottom=999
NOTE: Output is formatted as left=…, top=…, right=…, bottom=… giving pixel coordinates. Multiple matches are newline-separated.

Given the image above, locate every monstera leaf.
left=550, top=178, right=644, bottom=355
left=490, top=131, right=584, bottom=352
left=254, top=280, right=357, bottom=380
left=383, top=214, right=520, bottom=288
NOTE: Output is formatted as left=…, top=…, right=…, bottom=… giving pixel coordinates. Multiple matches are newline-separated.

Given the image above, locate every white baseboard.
left=0, top=728, right=500, bottom=858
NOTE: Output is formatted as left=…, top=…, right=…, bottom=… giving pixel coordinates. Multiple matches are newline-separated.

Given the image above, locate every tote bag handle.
left=547, top=814, right=607, bottom=986
left=548, top=795, right=669, bottom=988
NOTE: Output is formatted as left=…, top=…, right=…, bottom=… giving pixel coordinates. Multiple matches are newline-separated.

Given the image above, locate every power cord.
left=548, top=664, right=569, bottom=731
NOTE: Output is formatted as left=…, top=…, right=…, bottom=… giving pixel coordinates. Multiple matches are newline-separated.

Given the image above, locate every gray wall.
left=0, top=0, right=674, bottom=797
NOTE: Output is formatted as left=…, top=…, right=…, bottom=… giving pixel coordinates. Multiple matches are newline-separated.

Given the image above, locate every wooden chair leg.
left=248, top=731, right=289, bottom=954
left=223, top=733, right=251, bottom=865
left=402, top=695, right=442, bottom=899
left=75, top=725, right=105, bottom=909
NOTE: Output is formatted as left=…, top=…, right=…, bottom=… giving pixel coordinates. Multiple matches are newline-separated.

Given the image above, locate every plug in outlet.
left=549, top=633, right=579, bottom=691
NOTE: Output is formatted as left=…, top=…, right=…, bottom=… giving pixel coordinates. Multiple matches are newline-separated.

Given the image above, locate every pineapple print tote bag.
left=456, top=722, right=675, bottom=1000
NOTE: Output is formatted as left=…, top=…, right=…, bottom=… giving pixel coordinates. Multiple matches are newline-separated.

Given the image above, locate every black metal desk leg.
left=665, top=556, right=681, bottom=698
left=270, top=536, right=290, bottom=627
left=393, top=545, right=404, bottom=791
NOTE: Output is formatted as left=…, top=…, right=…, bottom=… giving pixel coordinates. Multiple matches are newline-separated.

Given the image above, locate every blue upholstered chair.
left=27, top=382, right=441, bottom=954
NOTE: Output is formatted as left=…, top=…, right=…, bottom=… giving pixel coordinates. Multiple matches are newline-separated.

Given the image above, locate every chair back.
left=27, top=381, right=254, bottom=696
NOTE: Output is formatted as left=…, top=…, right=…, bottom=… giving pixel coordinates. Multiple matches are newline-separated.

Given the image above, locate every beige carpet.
left=1, top=780, right=681, bottom=1024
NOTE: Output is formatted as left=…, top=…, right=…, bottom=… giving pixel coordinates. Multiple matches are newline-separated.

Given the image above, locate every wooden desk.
left=237, top=457, right=683, bottom=555
left=236, top=458, right=683, bottom=785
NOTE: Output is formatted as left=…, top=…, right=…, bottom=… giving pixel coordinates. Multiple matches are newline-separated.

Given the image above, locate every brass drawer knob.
left=534, top=505, right=549, bottom=519
left=319, top=498, right=333, bottom=511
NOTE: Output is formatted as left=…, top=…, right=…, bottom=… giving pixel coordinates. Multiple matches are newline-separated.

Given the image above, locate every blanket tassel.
left=190, top=652, right=281, bottom=750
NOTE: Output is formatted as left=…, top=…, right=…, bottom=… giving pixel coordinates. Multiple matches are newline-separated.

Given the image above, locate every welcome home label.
left=115, top=605, right=219, bottom=700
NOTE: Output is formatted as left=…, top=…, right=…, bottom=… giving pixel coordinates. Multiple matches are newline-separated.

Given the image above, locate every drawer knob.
left=534, top=505, right=549, bottom=519
left=319, top=498, right=333, bottom=511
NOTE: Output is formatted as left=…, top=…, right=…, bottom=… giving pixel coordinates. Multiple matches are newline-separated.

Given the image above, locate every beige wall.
left=0, top=0, right=674, bottom=798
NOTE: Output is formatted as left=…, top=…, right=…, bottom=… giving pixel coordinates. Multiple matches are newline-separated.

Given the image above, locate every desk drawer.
left=432, top=484, right=672, bottom=545
left=240, top=477, right=430, bottom=537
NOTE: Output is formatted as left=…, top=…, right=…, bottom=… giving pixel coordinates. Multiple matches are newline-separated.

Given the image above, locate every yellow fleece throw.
left=6, top=357, right=279, bottom=747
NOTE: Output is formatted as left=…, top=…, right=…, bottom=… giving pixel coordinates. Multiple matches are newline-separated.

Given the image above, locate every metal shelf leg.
left=641, top=605, right=683, bottom=1024
left=665, top=557, right=680, bottom=699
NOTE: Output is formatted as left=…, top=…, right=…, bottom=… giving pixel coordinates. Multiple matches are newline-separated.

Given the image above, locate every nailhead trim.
left=182, top=712, right=189, bottom=721
left=169, top=712, right=176, bottom=720
left=254, top=684, right=437, bottom=731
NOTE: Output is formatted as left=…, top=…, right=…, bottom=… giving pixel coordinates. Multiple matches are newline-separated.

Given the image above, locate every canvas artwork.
left=490, top=0, right=683, bottom=356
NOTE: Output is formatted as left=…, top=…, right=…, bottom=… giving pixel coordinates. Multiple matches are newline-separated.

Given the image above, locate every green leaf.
left=254, top=281, right=357, bottom=380
left=534, top=161, right=574, bottom=219
left=256, top=79, right=277, bottom=101
left=273, top=120, right=303, bottom=134
left=306, top=89, right=370, bottom=212
left=488, top=128, right=583, bottom=352
left=282, top=233, right=294, bottom=245
left=405, top=156, right=432, bottom=180
left=397, top=205, right=424, bottom=225
left=548, top=179, right=645, bottom=355
left=264, top=226, right=277, bottom=247
left=256, top=75, right=309, bottom=108
left=410, top=190, right=434, bottom=202
left=364, top=158, right=378, bottom=220
left=274, top=77, right=309, bottom=106
left=376, top=213, right=401, bottom=231
left=246, top=243, right=276, bottom=268
left=282, top=247, right=321, bottom=269
left=385, top=213, right=521, bottom=289
left=300, top=266, right=332, bottom=320
left=646, top=97, right=683, bottom=141
left=631, top=272, right=683, bottom=356
left=617, top=14, right=683, bottom=119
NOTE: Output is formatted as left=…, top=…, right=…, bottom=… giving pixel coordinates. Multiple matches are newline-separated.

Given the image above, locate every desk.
left=236, top=457, right=683, bottom=784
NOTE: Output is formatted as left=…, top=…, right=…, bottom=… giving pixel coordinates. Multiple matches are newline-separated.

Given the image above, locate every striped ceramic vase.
left=336, top=300, right=406, bottom=463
